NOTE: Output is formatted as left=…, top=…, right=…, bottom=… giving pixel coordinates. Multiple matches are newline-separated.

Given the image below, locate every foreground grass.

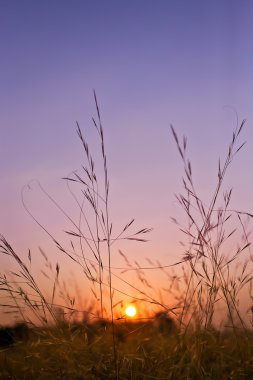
left=1, top=322, right=253, bottom=379
left=1, top=97, right=252, bottom=379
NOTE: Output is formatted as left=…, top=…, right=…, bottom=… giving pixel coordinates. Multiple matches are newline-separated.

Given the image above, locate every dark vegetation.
left=0, top=323, right=29, bottom=347
left=1, top=318, right=253, bottom=379
left=0, top=95, right=253, bottom=378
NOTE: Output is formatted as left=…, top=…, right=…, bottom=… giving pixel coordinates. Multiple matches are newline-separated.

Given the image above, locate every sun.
left=125, top=305, right=137, bottom=318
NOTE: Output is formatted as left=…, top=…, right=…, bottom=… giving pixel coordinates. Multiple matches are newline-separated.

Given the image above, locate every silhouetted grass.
left=0, top=95, right=252, bottom=379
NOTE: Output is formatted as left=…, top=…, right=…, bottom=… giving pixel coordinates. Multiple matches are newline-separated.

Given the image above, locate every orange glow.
left=125, top=305, right=137, bottom=317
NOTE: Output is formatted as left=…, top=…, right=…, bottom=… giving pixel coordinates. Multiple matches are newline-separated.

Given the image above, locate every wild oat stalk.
left=1, top=93, right=155, bottom=335
left=170, top=119, right=252, bottom=338
left=0, top=235, right=57, bottom=325
left=17, top=92, right=153, bottom=377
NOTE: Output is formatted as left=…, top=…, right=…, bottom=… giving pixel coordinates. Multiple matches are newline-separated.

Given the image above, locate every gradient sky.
left=0, top=1, right=253, bottom=320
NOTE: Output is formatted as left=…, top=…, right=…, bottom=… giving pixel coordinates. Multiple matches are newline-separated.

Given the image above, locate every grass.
left=0, top=94, right=253, bottom=379
left=1, top=322, right=253, bottom=379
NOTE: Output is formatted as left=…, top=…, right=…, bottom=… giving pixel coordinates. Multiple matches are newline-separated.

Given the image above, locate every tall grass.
left=0, top=96, right=253, bottom=379
left=170, top=120, right=252, bottom=332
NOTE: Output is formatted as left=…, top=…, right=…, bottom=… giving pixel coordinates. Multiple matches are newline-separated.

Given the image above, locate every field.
left=1, top=97, right=253, bottom=379
left=1, top=321, right=253, bottom=379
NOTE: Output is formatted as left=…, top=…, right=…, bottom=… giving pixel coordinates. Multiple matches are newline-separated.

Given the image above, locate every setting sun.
left=125, top=305, right=137, bottom=317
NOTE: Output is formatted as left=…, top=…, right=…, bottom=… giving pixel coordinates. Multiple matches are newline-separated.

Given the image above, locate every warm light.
left=125, top=305, right=137, bottom=317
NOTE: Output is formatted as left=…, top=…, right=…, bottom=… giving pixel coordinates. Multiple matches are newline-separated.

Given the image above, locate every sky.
left=0, top=0, right=253, bottom=322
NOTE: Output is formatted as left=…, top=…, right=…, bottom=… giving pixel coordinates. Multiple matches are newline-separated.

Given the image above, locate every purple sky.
left=0, top=1, right=253, bottom=319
